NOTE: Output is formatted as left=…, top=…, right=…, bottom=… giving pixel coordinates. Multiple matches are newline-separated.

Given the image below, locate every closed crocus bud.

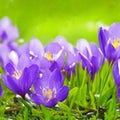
left=76, top=39, right=104, bottom=79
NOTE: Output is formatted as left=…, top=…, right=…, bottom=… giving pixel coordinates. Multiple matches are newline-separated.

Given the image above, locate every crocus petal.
left=91, top=56, right=99, bottom=79
left=55, top=50, right=64, bottom=69
left=34, top=69, right=51, bottom=89
left=17, top=54, right=31, bottom=70
left=76, top=39, right=92, bottom=58
left=65, top=51, right=76, bottom=68
left=49, top=69, right=64, bottom=90
left=44, top=98, right=57, bottom=108
left=17, top=43, right=29, bottom=56
left=19, top=65, right=39, bottom=96
left=79, top=53, right=92, bottom=73
left=113, top=59, right=120, bottom=86
left=2, top=75, right=21, bottom=95
left=31, top=94, right=43, bottom=105
left=0, top=44, right=10, bottom=67
left=118, top=87, right=120, bottom=102
left=0, top=17, right=11, bottom=28
left=8, top=51, right=19, bottom=66
left=45, top=42, right=62, bottom=54
left=109, top=23, right=120, bottom=40
left=29, top=38, right=44, bottom=58
left=105, top=43, right=116, bottom=62
left=90, top=43, right=104, bottom=65
left=55, top=36, right=68, bottom=49
left=98, top=27, right=108, bottom=55
left=5, top=63, right=15, bottom=75
left=39, top=57, right=51, bottom=70
left=0, top=84, right=3, bottom=97
left=57, top=86, right=69, bottom=102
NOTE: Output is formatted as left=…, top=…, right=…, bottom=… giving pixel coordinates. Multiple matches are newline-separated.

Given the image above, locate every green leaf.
left=24, top=107, right=28, bottom=120
left=58, top=102, right=70, bottom=113
left=98, top=85, right=115, bottom=106
left=40, top=105, right=52, bottom=120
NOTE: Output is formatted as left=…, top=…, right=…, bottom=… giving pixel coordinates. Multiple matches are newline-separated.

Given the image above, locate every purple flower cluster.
left=0, top=17, right=120, bottom=106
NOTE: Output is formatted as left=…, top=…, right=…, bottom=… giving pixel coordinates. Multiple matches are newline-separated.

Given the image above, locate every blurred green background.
left=0, top=0, right=120, bottom=45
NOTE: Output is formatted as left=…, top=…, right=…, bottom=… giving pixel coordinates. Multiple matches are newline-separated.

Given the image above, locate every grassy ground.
left=0, top=0, right=120, bottom=45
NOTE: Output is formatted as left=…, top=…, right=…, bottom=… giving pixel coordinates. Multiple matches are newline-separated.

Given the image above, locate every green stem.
left=100, top=62, right=113, bottom=94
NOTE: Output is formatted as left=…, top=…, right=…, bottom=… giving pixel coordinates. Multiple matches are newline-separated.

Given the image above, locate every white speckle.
left=18, top=38, right=24, bottom=43
left=29, top=56, right=32, bottom=60
left=9, top=51, right=19, bottom=66
left=94, top=94, right=100, bottom=98
left=39, top=73, right=43, bottom=78
left=118, top=59, right=120, bottom=75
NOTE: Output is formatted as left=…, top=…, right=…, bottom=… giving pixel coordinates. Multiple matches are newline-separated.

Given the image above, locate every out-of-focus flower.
left=0, top=17, right=19, bottom=44
left=98, top=23, right=120, bottom=63
left=0, top=44, right=11, bottom=67
left=31, top=69, right=69, bottom=107
left=76, top=39, right=104, bottom=79
left=2, top=52, right=39, bottom=98
left=0, top=84, right=3, bottom=97
left=113, top=59, right=120, bottom=102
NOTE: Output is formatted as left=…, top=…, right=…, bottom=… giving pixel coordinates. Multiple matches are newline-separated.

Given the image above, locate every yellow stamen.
left=48, top=89, right=52, bottom=99
left=43, top=91, right=47, bottom=97
left=46, top=51, right=53, bottom=60
left=13, top=70, right=22, bottom=79
left=43, top=88, right=56, bottom=102
left=112, top=38, right=120, bottom=48
left=54, top=94, right=56, bottom=98
left=112, top=40, right=119, bottom=48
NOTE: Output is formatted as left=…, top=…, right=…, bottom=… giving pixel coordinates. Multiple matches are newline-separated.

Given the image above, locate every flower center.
left=43, top=88, right=56, bottom=102
left=13, top=70, right=22, bottom=79
left=112, top=39, right=120, bottom=48
left=45, top=51, right=53, bottom=61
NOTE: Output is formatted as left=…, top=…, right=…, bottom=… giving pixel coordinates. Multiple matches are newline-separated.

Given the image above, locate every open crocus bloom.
left=2, top=51, right=39, bottom=98
left=98, top=23, right=120, bottom=63
left=113, top=59, right=120, bottom=102
left=31, top=69, right=69, bottom=107
left=76, top=39, right=104, bottom=79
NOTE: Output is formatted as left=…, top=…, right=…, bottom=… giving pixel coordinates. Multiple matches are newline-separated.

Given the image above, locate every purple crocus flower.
left=31, top=69, right=69, bottom=107
left=16, top=38, right=44, bottom=66
left=44, top=42, right=64, bottom=69
left=2, top=52, right=39, bottom=98
left=55, top=36, right=77, bottom=78
left=0, top=17, right=19, bottom=44
left=0, top=84, right=3, bottom=97
left=76, top=39, right=104, bottom=79
left=98, top=23, right=120, bottom=63
left=112, top=59, right=120, bottom=102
